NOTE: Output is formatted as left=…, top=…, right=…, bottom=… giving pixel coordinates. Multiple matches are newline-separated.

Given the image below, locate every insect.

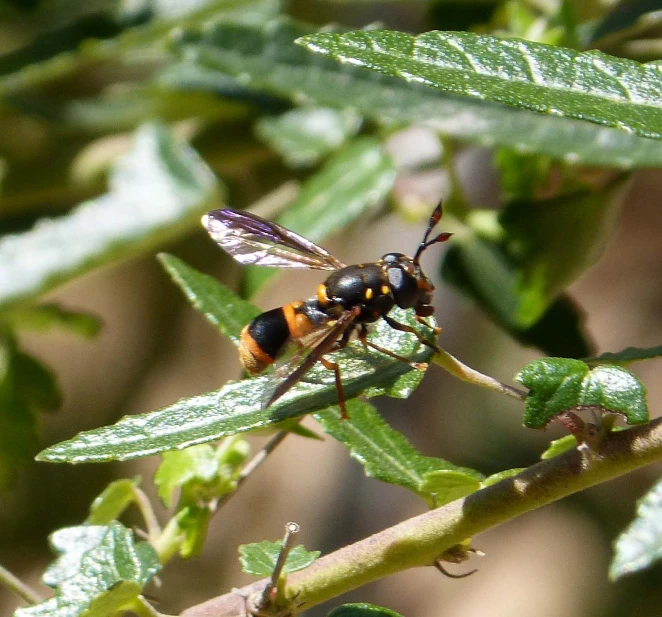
left=202, top=203, right=451, bottom=418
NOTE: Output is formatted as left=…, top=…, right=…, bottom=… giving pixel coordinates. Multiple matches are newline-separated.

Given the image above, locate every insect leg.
left=383, top=314, right=440, bottom=352
left=320, top=356, right=349, bottom=420
left=358, top=325, right=427, bottom=370
left=416, top=314, right=442, bottom=335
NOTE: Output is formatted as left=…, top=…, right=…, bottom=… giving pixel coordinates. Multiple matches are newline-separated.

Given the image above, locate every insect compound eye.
left=387, top=265, right=419, bottom=309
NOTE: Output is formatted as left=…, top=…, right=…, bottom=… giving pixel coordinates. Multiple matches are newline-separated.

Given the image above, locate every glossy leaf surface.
left=172, top=19, right=662, bottom=167
left=239, top=540, right=320, bottom=576
left=298, top=29, right=662, bottom=139
left=516, top=358, right=649, bottom=428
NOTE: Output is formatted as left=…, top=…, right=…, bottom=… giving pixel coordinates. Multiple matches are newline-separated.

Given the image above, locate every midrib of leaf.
left=298, top=30, right=662, bottom=140
left=332, top=412, right=426, bottom=488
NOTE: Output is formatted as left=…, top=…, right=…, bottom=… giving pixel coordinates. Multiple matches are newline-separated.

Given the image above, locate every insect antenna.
left=413, top=201, right=452, bottom=265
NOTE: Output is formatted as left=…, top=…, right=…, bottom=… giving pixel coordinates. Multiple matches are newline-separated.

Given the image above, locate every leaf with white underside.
left=171, top=19, right=662, bottom=168
left=611, top=479, right=662, bottom=580
left=297, top=29, right=662, bottom=140
left=0, top=123, right=220, bottom=311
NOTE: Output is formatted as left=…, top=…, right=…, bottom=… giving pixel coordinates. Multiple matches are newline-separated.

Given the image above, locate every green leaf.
left=316, top=399, right=482, bottom=505
left=15, top=522, right=160, bottom=617
left=441, top=228, right=591, bottom=358
left=87, top=478, right=141, bottom=525
left=174, top=504, right=213, bottom=558
left=540, top=435, right=578, bottom=459
left=0, top=336, right=59, bottom=489
left=0, top=303, right=101, bottom=338
left=158, top=254, right=259, bottom=344
left=481, top=468, right=525, bottom=487
left=500, top=178, right=628, bottom=325
left=241, top=137, right=396, bottom=296
left=37, top=308, right=434, bottom=463
left=516, top=358, right=649, bottom=429
left=584, top=345, right=662, bottom=366
left=328, top=604, right=404, bottom=617
left=172, top=19, right=662, bottom=168
left=610, top=478, right=662, bottom=580
left=0, top=124, right=220, bottom=312
left=256, top=106, right=362, bottom=168
left=155, top=439, right=249, bottom=508
left=297, top=29, right=662, bottom=140
left=419, top=470, right=481, bottom=505
left=239, top=540, right=320, bottom=577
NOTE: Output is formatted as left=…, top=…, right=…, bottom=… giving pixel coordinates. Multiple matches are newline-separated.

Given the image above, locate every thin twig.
left=131, top=485, right=162, bottom=541
left=433, top=348, right=528, bottom=400
left=216, top=430, right=291, bottom=510
left=258, top=522, right=300, bottom=611
left=0, top=563, right=43, bottom=605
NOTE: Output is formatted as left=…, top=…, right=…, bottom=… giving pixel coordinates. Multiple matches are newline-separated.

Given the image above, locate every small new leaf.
left=15, top=522, right=160, bottom=617
left=239, top=540, right=320, bottom=577
left=87, top=478, right=141, bottom=525
left=516, top=358, right=649, bottom=428
left=610, top=479, right=662, bottom=580
left=584, top=345, right=662, bottom=366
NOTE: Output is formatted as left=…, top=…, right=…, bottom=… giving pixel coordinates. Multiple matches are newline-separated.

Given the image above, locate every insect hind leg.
left=320, top=356, right=349, bottom=420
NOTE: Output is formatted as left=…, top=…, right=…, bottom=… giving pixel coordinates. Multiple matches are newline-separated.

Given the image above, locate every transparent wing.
left=203, top=209, right=345, bottom=270
left=265, top=308, right=360, bottom=408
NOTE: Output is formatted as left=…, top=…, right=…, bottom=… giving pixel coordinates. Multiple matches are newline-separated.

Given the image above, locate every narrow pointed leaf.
left=158, top=253, right=259, bottom=344
left=37, top=308, right=433, bottom=463
left=500, top=178, right=629, bottom=326
left=239, top=540, right=320, bottom=576
left=316, top=399, right=482, bottom=504
left=171, top=19, right=662, bottom=168
left=0, top=304, right=101, bottom=338
left=255, top=107, right=362, bottom=167
left=610, top=478, right=662, bottom=580
left=241, top=137, right=395, bottom=296
left=584, top=345, right=662, bottom=365
left=298, top=29, right=662, bottom=140
left=0, top=124, right=221, bottom=311
left=328, top=605, right=404, bottom=617
left=516, top=358, right=649, bottom=428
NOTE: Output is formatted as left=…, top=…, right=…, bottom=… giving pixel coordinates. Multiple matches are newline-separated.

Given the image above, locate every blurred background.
left=1, top=1, right=662, bottom=616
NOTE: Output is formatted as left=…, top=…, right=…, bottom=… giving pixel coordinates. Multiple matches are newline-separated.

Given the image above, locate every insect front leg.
left=358, top=325, right=427, bottom=371
left=383, top=314, right=440, bottom=353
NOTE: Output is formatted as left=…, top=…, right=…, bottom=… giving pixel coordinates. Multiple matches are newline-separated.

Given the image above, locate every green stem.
left=0, top=563, right=42, bottom=605
left=180, top=416, right=662, bottom=617
left=433, top=348, right=528, bottom=400
left=131, top=486, right=162, bottom=542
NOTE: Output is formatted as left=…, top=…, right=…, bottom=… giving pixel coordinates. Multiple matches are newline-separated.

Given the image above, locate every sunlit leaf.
left=610, top=478, right=662, bottom=580
left=516, top=358, right=649, bottom=428
left=316, top=399, right=482, bottom=505
left=37, top=308, right=434, bottom=463
left=239, top=540, right=320, bottom=576
left=0, top=124, right=221, bottom=311
left=87, top=478, right=141, bottom=525
left=297, top=29, right=662, bottom=140
left=15, top=522, right=160, bottom=617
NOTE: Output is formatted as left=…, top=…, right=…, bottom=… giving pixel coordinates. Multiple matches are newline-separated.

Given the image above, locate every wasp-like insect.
left=202, top=203, right=451, bottom=418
